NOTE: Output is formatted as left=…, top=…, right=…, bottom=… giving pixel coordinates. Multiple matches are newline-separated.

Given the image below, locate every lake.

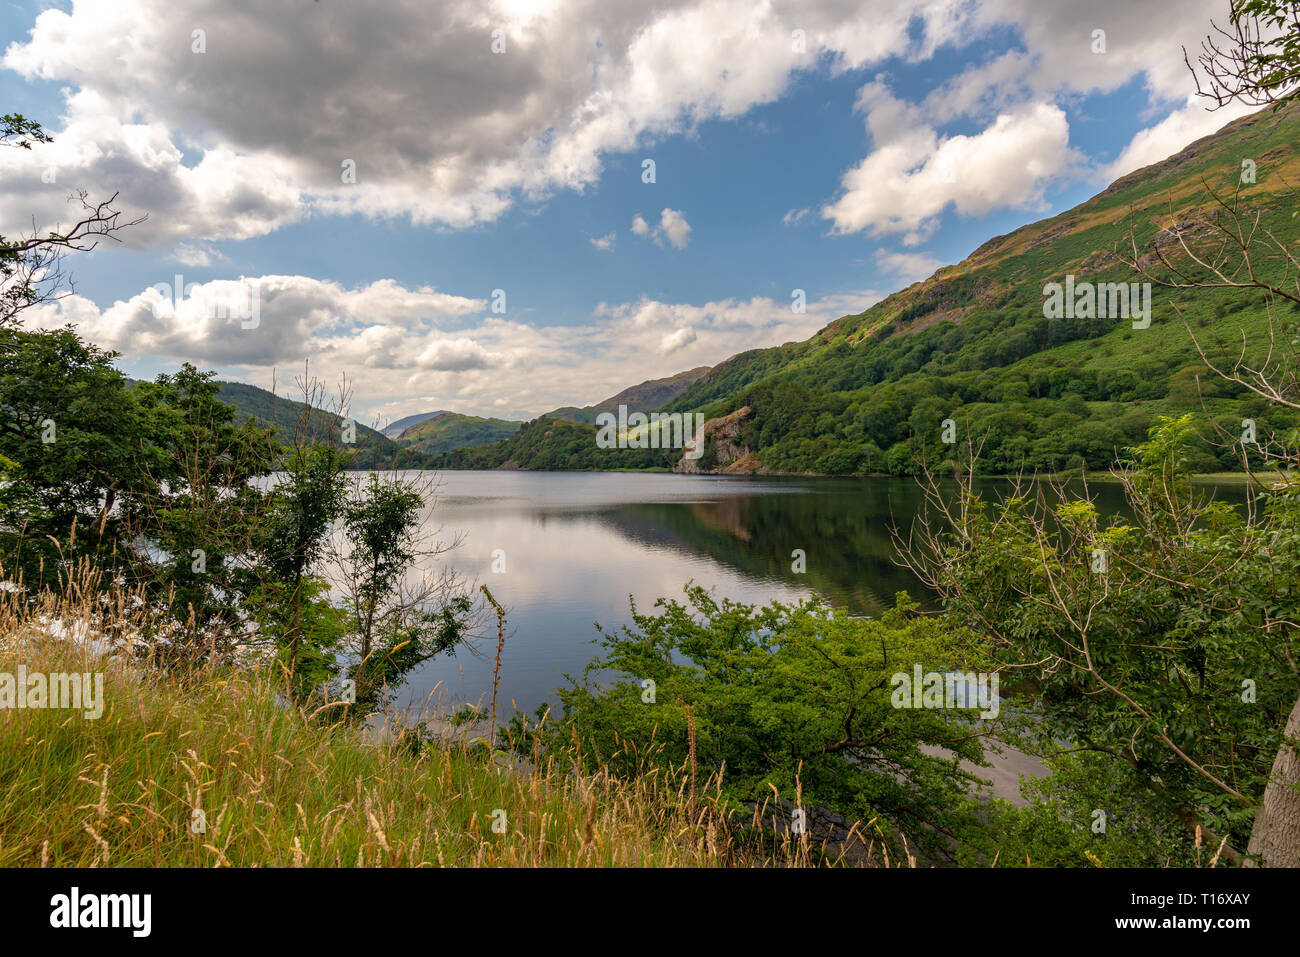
left=389, top=470, right=1250, bottom=722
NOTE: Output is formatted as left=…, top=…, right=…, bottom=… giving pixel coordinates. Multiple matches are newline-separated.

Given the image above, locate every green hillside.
left=395, top=411, right=521, bottom=456
left=215, top=381, right=435, bottom=469
left=381, top=409, right=449, bottom=437
left=656, top=104, right=1300, bottom=475
left=431, top=416, right=675, bottom=471
left=417, top=105, right=1300, bottom=477
left=542, top=365, right=711, bottom=424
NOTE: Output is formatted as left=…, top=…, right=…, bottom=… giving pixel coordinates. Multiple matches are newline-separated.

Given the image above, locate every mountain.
left=381, top=410, right=449, bottom=438
left=542, top=366, right=712, bottom=424
left=215, top=381, right=435, bottom=469
left=653, top=103, right=1300, bottom=475
left=395, top=412, right=522, bottom=456
left=438, top=103, right=1300, bottom=475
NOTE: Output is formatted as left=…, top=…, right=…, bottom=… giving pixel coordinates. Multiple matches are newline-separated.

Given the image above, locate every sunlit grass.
left=0, top=587, right=793, bottom=867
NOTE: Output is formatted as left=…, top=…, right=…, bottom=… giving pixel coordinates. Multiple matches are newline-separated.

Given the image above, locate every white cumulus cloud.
left=631, top=208, right=692, bottom=249
left=27, top=276, right=880, bottom=421
left=823, top=99, right=1076, bottom=244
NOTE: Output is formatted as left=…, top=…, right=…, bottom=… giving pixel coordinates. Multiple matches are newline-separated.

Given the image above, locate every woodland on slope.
left=443, top=102, right=1300, bottom=475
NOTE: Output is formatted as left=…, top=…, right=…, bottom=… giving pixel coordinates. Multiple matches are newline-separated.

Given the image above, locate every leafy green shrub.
left=524, top=588, right=996, bottom=862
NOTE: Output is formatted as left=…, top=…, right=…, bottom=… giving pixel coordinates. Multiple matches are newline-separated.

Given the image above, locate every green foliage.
left=0, top=325, right=471, bottom=708
left=0, top=329, right=287, bottom=635
left=956, top=751, right=1200, bottom=867
left=0, top=326, right=167, bottom=584
left=0, top=112, right=52, bottom=150
left=340, top=473, right=471, bottom=707
left=527, top=588, right=995, bottom=861
left=927, top=415, right=1300, bottom=858
left=251, top=443, right=353, bottom=695
left=1214, top=0, right=1300, bottom=107
left=126, top=364, right=280, bottom=646
left=344, top=475, right=424, bottom=618
left=352, top=594, right=472, bottom=707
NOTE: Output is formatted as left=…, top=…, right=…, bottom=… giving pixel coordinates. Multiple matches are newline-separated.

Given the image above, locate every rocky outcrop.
left=674, top=406, right=754, bottom=474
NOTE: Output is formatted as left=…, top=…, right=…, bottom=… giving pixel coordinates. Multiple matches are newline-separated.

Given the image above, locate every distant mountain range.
left=211, top=366, right=713, bottom=464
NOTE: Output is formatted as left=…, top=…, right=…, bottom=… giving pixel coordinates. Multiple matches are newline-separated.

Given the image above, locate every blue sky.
left=0, top=0, right=1251, bottom=423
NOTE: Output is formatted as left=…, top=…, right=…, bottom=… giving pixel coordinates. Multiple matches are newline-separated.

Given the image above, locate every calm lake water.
left=392, top=470, right=1248, bottom=721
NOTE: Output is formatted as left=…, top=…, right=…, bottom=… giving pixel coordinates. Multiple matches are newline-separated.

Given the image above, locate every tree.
left=252, top=440, right=352, bottom=698
left=330, top=471, right=472, bottom=709
left=0, top=114, right=142, bottom=328
left=1187, top=1, right=1300, bottom=109
left=898, top=9, right=1300, bottom=855
left=0, top=325, right=164, bottom=588
left=0, top=112, right=148, bottom=590
left=1106, top=0, right=1300, bottom=863
left=901, top=416, right=1297, bottom=864
left=125, top=365, right=281, bottom=660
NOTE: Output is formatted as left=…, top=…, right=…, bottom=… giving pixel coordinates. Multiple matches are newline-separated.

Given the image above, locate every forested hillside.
left=659, top=103, right=1300, bottom=475
left=215, top=381, right=435, bottom=469
left=396, top=412, right=521, bottom=456
left=431, top=416, right=674, bottom=470
left=448, top=104, right=1300, bottom=476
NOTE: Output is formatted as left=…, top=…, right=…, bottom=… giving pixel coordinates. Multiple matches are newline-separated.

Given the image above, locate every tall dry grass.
left=0, top=579, right=840, bottom=867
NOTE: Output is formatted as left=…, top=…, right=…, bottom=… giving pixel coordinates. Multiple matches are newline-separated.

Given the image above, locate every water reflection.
left=394, top=471, right=1248, bottom=720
